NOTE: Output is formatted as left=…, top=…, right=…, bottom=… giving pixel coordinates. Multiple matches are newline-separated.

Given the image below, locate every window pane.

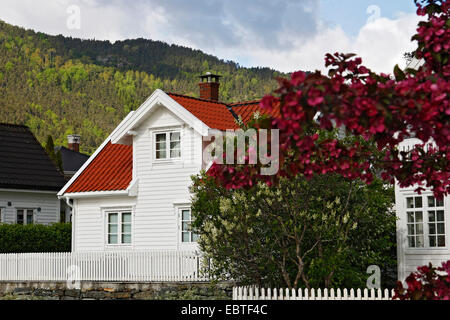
left=192, top=233, right=199, bottom=242
left=170, top=132, right=180, bottom=141
left=416, top=224, right=423, bottom=235
left=170, top=141, right=180, bottom=149
left=407, top=212, right=414, bottom=222
left=182, top=222, right=189, bottom=231
left=122, top=224, right=132, bottom=233
left=108, top=224, right=118, bottom=234
left=408, top=236, right=415, bottom=247
left=437, top=210, right=444, bottom=222
left=436, top=198, right=444, bottom=207
left=182, top=210, right=191, bottom=221
left=156, top=150, right=166, bottom=159
left=26, top=212, right=33, bottom=224
left=108, top=234, right=118, bottom=244
left=415, top=197, right=422, bottom=208
left=437, top=223, right=445, bottom=234
left=429, top=223, right=436, bottom=235
left=438, top=236, right=445, bottom=247
left=406, top=197, right=414, bottom=208
left=416, top=235, right=424, bottom=247
left=156, top=142, right=166, bottom=150
left=429, top=236, right=436, bottom=247
left=156, top=141, right=166, bottom=150
left=170, top=149, right=181, bottom=158
left=428, top=196, right=435, bottom=207
left=122, top=234, right=131, bottom=244
left=17, top=210, right=24, bottom=224
left=415, top=212, right=423, bottom=222
left=428, top=211, right=435, bottom=222
left=122, top=213, right=132, bottom=223
left=408, top=224, right=415, bottom=235
left=156, top=133, right=166, bottom=143
left=182, top=232, right=190, bottom=242
left=108, top=213, right=118, bottom=223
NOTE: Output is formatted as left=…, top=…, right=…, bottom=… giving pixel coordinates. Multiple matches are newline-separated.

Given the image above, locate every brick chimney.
left=199, top=72, right=221, bottom=101
left=67, top=134, right=81, bottom=152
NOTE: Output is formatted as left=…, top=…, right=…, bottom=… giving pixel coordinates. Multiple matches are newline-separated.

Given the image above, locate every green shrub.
left=0, top=223, right=71, bottom=253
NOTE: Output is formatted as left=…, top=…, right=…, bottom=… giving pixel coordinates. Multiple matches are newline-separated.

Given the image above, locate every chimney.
left=199, top=72, right=221, bottom=101
left=67, top=134, right=81, bottom=152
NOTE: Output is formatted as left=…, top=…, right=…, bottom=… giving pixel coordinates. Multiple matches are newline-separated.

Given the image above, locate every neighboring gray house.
left=0, top=123, right=66, bottom=225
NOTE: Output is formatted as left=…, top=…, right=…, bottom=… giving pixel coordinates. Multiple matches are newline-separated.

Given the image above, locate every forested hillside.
left=0, top=20, right=286, bottom=154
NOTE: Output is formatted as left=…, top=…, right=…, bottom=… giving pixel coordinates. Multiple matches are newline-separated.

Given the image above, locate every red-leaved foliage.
left=208, top=0, right=449, bottom=199
left=394, top=260, right=450, bottom=300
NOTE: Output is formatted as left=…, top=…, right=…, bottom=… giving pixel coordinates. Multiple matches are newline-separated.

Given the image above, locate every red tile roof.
left=168, top=93, right=239, bottom=130
left=64, top=92, right=280, bottom=194
left=65, top=142, right=132, bottom=193
left=231, top=101, right=281, bottom=124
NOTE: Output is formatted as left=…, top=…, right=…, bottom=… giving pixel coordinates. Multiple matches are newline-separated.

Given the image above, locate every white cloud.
left=0, top=0, right=422, bottom=74
left=233, top=13, right=422, bottom=74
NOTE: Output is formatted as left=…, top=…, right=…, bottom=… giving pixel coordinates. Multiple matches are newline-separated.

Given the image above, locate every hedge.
left=0, top=223, right=71, bottom=253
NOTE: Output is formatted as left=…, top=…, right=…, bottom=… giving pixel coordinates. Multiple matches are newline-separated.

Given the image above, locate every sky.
left=0, top=0, right=422, bottom=74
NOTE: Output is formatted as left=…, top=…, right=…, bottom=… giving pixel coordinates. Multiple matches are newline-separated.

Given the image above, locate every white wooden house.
left=395, top=138, right=449, bottom=281
left=0, top=124, right=66, bottom=225
left=57, top=73, right=449, bottom=282
left=58, top=73, right=273, bottom=252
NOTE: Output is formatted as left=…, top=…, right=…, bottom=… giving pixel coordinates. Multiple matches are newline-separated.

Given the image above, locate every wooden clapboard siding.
left=73, top=105, right=202, bottom=252
left=0, top=190, right=59, bottom=225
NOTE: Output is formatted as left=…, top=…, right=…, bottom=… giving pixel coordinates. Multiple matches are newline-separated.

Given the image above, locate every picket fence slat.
left=0, top=251, right=208, bottom=282
left=233, top=286, right=397, bottom=301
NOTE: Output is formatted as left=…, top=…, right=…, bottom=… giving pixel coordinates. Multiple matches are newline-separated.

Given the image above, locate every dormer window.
left=155, top=131, right=181, bottom=160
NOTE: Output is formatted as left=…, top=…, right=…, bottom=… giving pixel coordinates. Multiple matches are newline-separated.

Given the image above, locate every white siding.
left=73, top=196, right=136, bottom=251
left=133, top=106, right=202, bottom=251
left=73, top=105, right=203, bottom=252
left=0, top=190, right=60, bottom=225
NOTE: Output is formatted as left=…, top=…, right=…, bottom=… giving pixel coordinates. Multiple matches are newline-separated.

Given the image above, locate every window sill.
left=105, top=245, right=133, bottom=250
left=153, top=158, right=182, bottom=165
left=405, top=247, right=449, bottom=254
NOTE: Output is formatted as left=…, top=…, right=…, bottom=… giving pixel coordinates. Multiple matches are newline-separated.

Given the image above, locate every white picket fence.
left=233, top=286, right=396, bottom=300
left=0, top=251, right=209, bottom=282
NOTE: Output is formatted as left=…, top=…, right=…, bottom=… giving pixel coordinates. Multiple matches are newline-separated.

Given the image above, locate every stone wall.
left=0, top=281, right=234, bottom=300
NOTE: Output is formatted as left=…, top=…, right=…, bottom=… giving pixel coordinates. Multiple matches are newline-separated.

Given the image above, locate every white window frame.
left=104, top=208, right=133, bottom=247
left=405, top=193, right=447, bottom=251
left=16, top=208, right=35, bottom=225
left=176, top=206, right=198, bottom=246
left=153, top=129, right=182, bottom=162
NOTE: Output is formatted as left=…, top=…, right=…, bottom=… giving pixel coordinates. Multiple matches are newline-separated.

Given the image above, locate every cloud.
left=242, top=12, right=422, bottom=74
left=0, top=0, right=422, bottom=74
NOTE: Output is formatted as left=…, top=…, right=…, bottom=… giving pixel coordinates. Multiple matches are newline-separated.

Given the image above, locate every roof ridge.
left=167, top=92, right=261, bottom=108
left=230, top=100, right=261, bottom=107
left=167, top=92, right=229, bottom=106
left=56, top=145, right=90, bottom=157
left=0, top=123, right=30, bottom=128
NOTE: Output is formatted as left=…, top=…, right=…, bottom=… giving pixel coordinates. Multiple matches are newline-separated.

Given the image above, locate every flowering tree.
left=394, top=260, right=450, bottom=300
left=208, top=0, right=449, bottom=199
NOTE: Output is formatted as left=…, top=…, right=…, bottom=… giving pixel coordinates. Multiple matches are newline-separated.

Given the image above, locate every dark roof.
left=55, top=146, right=90, bottom=173
left=0, top=123, right=66, bottom=191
